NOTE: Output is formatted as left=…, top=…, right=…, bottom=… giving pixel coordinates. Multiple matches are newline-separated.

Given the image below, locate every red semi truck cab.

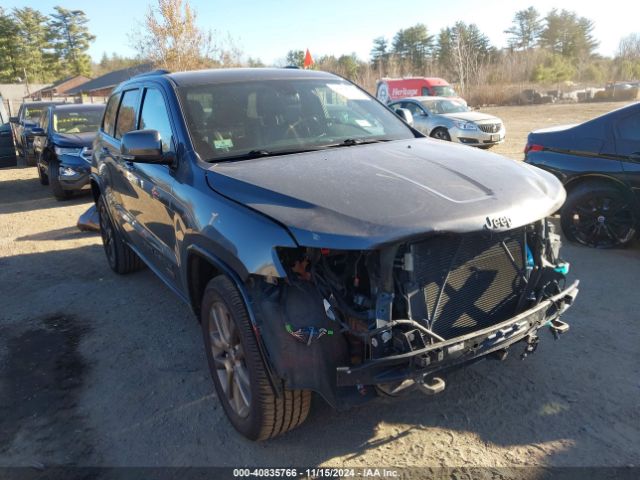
left=376, top=77, right=461, bottom=104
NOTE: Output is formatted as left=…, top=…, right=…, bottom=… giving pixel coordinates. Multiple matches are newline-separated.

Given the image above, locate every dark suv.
left=91, top=68, right=579, bottom=440
left=32, top=103, right=105, bottom=200
left=9, top=101, right=65, bottom=165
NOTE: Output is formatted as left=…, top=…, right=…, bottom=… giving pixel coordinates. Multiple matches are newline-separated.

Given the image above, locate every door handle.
left=630, top=152, right=640, bottom=162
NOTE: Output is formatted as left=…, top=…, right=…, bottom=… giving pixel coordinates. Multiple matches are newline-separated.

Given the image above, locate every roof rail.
left=131, top=69, right=171, bottom=79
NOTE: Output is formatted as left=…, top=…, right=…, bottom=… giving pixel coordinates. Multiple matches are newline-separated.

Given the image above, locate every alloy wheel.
left=568, top=195, right=635, bottom=248
left=208, top=301, right=251, bottom=418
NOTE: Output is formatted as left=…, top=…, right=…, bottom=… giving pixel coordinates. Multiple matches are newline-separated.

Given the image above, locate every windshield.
left=53, top=109, right=103, bottom=134
left=420, top=98, right=469, bottom=115
left=178, top=79, right=414, bottom=161
left=23, top=106, right=45, bottom=123
left=432, top=86, right=457, bottom=97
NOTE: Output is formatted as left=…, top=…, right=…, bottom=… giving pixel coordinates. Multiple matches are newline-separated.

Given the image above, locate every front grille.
left=478, top=123, right=501, bottom=133
left=410, top=229, right=525, bottom=339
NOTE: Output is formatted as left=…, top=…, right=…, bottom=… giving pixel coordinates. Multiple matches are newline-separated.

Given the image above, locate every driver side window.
left=402, top=102, right=425, bottom=118
left=139, top=88, right=174, bottom=153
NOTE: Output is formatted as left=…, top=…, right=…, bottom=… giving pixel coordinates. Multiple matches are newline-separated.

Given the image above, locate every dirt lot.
left=1, top=101, right=639, bottom=470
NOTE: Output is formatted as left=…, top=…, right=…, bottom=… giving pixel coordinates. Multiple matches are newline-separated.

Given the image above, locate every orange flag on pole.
left=303, top=49, right=314, bottom=69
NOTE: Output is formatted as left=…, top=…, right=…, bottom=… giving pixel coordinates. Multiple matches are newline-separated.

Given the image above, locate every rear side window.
left=102, top=93, right=120, bottom=137
left=115, top=89, right=140, bottom=140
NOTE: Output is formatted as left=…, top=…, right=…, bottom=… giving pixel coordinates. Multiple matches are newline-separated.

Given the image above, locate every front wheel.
left=431, top=128, right=451, bottom=141
left=48, top=159, right=73, bottom=200
left=201, top=275, right=311, bottom=440
left=37, top=164, right=49, bottom=185
left=561, top=183, right=636, bottom=248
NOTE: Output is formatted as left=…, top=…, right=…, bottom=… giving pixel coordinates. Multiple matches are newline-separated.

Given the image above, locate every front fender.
left=173, top=177, right=297, bottom=284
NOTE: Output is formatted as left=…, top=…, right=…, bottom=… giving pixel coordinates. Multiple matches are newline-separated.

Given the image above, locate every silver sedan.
left=389, top=96, right=505, bottom=148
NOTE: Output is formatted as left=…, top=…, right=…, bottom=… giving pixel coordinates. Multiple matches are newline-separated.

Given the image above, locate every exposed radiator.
left=409, top=229, right=526, bottom=339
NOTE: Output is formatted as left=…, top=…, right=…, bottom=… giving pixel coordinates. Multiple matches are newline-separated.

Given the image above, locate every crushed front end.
left=251, top=220, right=578, bottom=407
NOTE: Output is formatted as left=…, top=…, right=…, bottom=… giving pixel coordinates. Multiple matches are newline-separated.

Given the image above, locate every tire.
left=37, top=164, right=49, bottom=185
left=561, top=183, right=636, bottom=248
left=201, top=275, right=311, bottom=440
left=97, top=196, right=145, bottom=273
left=16, top=146, right=26, bottom=167
left=431, top=128, right=451, bottom=141
left=48, top=159, right=73, bottom=200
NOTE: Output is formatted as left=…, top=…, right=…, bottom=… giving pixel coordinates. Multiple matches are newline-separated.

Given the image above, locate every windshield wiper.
left=325, top=138, right=392, bottom=148
left=207, top=148, right=319, bottom=163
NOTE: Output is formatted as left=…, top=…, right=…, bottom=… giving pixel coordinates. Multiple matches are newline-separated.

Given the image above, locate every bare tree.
left=131, top=0, right=240, bottom=71
left=617, top=33, right=640, bottom=60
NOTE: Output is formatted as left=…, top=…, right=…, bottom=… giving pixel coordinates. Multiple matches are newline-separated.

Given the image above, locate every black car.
left=0, top=99, right=16, bottom=167
left=32, top=104, right=105, bottom=200
left=525, top=102, right=640, bottom=248
left=91, top=68, right=578, bottom=440
left=9, top=101, right=65, bottom=166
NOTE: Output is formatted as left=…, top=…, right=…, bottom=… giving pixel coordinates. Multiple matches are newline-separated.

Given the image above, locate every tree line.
left=1, top=1, right=639, bottom=102
left=286, top=7, right=640, bottom=98
left=0, top=6, right=94, bottom=83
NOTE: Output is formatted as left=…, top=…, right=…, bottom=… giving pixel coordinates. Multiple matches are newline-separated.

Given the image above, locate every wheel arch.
left=430, top=125, right=450, bottom=138
left=563, top=174, right=636, bottom=206
left=187, top=244, right=282, bottom=392
left=185, top=244, right=256, bottom=320
left=90, top=173, right=102, bottom=204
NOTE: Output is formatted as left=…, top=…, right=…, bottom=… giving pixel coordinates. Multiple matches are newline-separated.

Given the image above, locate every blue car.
left=32, top=103, right=105, bottom=200
left=525, top=102, right=640, bottom=248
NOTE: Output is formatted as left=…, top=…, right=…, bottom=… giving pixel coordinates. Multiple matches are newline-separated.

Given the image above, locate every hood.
left=205, top=138, right=565, bottom=249
left=440, top=111, right=499, bottom=123
left=53, top=131, right=95, bottom=148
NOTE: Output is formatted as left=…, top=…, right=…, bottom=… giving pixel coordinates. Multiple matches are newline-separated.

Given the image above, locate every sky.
left=3, top=0, right=638, bottom=64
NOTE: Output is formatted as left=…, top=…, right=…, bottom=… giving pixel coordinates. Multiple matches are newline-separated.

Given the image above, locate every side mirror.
left=31, top=127, right=45, bottom=136
left=121, top=129, right=171, bottom=164
left=9, top=116, right=19, bottom=124
left=395, top=108, right=414, bottom=126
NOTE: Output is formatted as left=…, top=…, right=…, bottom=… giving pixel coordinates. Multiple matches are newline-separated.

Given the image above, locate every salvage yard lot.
left=1, top=101, right=639, bottom=468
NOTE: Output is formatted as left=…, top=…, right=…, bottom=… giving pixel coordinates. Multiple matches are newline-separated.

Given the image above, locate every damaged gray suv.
left=91, top=68, right=579, bottom=440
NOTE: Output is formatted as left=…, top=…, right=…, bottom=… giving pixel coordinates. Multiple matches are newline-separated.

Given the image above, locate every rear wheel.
left=97, top=196, right=144, bottom=273
left=561, top=183, right=636, bottom=248
left=201, top=275, right=311, bottom=440
left=48, top=159, right=73, bottom=200
left=431, top=128, right=451, bottom=142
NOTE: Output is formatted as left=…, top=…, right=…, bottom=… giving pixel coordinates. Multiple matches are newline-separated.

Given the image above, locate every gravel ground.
left=1, top=102, right=639, bottom=470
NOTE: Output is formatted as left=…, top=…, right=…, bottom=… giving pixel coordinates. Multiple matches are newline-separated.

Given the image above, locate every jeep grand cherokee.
left=91, top=68, right=578, bottom=440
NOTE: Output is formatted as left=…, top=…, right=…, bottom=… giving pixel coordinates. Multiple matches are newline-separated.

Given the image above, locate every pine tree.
left=505, top=7, right=543, bottom=50
left=12, top=7, right=54, bottom=83
left=48, top=7, right=95, bottom=77
left=0, top=8, right=21, bottom=82
left=539, top=9, right=598, bottom=60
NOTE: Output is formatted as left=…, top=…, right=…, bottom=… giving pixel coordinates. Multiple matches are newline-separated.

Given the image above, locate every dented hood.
left=205, top=138, right=565, bottom=249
